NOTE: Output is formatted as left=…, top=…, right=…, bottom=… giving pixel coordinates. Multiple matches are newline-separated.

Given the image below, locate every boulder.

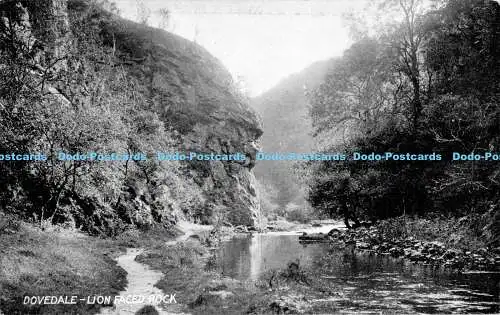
left=327, top=229, right=342, bottom=236
left=269, top=296, right=307, bottom=314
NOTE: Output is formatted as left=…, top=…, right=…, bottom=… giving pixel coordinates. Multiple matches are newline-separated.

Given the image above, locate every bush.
left=285, top=204, right=314, bottom=224
left=306, top=0, right=500, bottom=233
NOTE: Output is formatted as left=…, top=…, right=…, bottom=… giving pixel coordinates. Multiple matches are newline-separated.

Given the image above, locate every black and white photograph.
left=0, top=0, right=499, bottom=314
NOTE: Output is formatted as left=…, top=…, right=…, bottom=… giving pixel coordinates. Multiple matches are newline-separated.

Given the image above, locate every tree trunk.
left=342, top=203, right=352, bottom=229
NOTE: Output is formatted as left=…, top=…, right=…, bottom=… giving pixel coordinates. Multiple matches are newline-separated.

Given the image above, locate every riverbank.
left=0, top=213, right=270, bottom=314
left=0, top=210, right=194, bottom=314
left=134, top=221, right=347, bottom=314
left=302, top=216, right=500, bottom=272
left=2, top=213, right=497, bottom=314
left=136, top=218, right=498, bottom=314
left=134, top=222, right=272, bottom=314
left=0, top=215, right=127, bottom=315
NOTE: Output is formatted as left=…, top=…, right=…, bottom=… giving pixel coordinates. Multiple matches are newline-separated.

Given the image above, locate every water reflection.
left=213, top=233, right=329, bottom=280
left=314, top=248, right=499, bottom=313
left=208, top=229, right=499, bottom=313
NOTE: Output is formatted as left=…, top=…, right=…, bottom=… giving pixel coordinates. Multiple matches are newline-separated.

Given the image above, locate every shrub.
left=285, top=204, right=314, bottom=224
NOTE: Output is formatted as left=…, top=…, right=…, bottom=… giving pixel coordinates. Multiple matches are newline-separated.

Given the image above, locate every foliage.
left=306, top=0, right=500, bottom=228
left=0, top=1, right=206, bottom=235
left=256, top=180, right=280, bottom=220
left=284, top=203, right=314, bottom=224
left=310, top=38, right=399, bottom=138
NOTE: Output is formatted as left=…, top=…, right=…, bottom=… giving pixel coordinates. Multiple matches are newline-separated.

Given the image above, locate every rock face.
left=12, top=0, right=71, bottom=70
left=88, top=2, right=264, bottom=227
left=2, top=0, right=263, bottom=228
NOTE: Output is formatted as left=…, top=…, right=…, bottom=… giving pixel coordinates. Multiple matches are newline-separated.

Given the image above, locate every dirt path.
left=166, top=221, right=213, bottom=245
left=99, top=221, right=212, bottom=315
left=99, top=248, right=168, bottom=315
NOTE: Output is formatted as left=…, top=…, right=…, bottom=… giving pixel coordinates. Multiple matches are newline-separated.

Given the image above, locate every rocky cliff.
left=93, top=4, right=264, bottom=227
left=0, top=0, right=263, bottom=230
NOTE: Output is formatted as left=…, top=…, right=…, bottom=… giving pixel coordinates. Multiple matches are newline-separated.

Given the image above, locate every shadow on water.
left=206, top=229, right=499, bottom=314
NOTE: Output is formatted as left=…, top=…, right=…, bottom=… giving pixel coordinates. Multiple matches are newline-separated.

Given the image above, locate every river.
left=208, top=224, right=500, bottom=314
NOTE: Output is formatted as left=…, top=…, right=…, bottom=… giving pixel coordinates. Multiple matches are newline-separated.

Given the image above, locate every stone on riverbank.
left=269, top=295, right=308, bottom=314
left=326, top=226, right=499, bottom=272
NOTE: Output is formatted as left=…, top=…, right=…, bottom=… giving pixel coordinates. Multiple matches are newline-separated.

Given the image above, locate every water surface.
left=208, top=225, right=499, bottom=314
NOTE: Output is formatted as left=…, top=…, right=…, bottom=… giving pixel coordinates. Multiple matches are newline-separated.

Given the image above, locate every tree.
left=158, top=8, right=171, bottom=30
left=345, top=0, right=437, bottom=132
left=384, top=0, right=427, bottom=131
left=422, top=0, right=500, bottom=211
left=136, top=0, right=151, bottom=25
left=307, top=0, right=500, bottom=227
left=309, top=38, right=400, bottom=141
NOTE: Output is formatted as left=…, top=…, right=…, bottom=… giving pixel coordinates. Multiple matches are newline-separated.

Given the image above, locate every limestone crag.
left=1, top=0, right=263, bottom=229
left=3, top=0, right=72, bottom=70
left=92, top=7, right=264, bottom=227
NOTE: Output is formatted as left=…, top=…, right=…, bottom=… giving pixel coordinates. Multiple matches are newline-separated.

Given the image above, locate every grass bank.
left=133, top=224, right=284, bottom=315
left=136, top=239, right=317, bottom=314
left=134, top=224, right=349, bottom=314
left=0, top=213, right=127, bottom=315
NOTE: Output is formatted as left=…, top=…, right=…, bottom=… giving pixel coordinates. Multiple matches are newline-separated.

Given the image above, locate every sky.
left=114, top=0, right=368, bottom=96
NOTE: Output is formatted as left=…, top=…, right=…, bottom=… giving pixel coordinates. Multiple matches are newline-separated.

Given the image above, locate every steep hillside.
left=87, top=1, right=264, bottom=227
left=252, top=60, right=331, bottom=152
left=251, top=60, right=333, bottom=208
left=0, top=0, right=263, bottom=233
